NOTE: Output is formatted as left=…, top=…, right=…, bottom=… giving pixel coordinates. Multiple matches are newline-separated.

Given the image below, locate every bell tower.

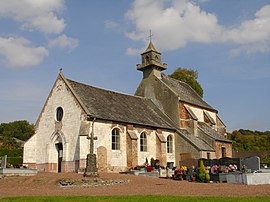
left=136, top=41, right=167, bottom=79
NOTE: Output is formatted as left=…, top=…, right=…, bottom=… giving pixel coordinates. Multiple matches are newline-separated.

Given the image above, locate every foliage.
left=150, top=157, right=155, bottom=167
left=169, top=68, right=204, bottom=97
left=0, top=148, right=23, bottom=157
left=227, top=129, right=270, bottom=152
left=0, top=120, right=34, bottom=149
left=1, top=196, right=270, bottom=202
left=6, top=157, right=23, bottom=167
left=196, top=160, right=208, bottom=183
left=0, top=148, right=23, bottom=166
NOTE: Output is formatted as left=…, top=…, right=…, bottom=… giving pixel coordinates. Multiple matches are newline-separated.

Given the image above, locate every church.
left=23, top=41, right=232, bottom=173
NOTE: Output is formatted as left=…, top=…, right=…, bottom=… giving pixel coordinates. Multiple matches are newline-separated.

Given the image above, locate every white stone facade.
left=23, top=76, right=176, bottom=172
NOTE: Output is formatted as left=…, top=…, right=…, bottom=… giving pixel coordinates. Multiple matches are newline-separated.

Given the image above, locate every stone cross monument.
left=84, top=117, right=99, bottom=177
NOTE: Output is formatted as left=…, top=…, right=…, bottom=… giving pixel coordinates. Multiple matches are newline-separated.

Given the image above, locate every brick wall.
left=215, top=141, right=232, bottom=159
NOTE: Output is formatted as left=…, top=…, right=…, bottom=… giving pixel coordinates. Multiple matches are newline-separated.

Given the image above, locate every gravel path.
left=1, top=172, right=270, bottom=197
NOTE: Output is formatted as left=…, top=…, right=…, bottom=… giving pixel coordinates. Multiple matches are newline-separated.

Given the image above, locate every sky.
left=0, top=0, right=269, bottom=132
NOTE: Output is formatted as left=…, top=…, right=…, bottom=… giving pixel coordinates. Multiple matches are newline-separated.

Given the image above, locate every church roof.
left=142, top=41, right=159, bottom=54
left=198, top=122, right=231, bottom=143
left=161, top=74, right=216, bottom=112
left=66, top=78, right=175, bottom=130
left=176, top=128, right=214, bottom=151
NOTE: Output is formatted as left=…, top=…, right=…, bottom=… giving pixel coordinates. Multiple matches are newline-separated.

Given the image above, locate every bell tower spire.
left=136, top=37, right=167, bottom=79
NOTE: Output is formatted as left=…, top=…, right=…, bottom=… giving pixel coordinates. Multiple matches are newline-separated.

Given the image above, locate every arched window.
left=167, top=135, right=173, bottom=153
left=112, top=128, right=120, bottom=150
left=140, top=132, right=147, bottom=152
left=56, top=107, right=63, bottom=122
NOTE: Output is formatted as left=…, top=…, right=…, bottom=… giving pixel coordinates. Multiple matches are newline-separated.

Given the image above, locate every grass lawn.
left=0, top=196, right=270, bottom=202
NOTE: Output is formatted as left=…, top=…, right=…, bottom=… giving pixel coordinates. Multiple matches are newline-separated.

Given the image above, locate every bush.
left=196, top=160, right=208, bottom=183
left=0, top=148, right=23, bottom=167
left=0, top=148, right=23, bottom=157
left=7, top=157, right=23, bottom=167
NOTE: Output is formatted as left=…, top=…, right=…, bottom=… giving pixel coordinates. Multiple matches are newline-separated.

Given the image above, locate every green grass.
left=0, top=196, right=270, bottom=202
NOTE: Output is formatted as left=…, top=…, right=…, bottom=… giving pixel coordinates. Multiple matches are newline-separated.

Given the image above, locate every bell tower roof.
left=136, top=41, right=167, bottom=78
left=143, top=41, right=158, bottom=53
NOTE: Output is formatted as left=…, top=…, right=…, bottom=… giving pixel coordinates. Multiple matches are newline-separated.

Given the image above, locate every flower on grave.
left=213, top=165, right=219, bottom=171
left=181, top=166, right=187, bottom=171
left=175, top=168, right=184, bottom=175
left=146, top=166, right=154, bottom=172
left=226, top=164, right=238, bottom=172
left=144, top=158, right=149, bottom=167
left=210, top=165, right=219, bottom=174
left=241, top=165, right=248, bottom=173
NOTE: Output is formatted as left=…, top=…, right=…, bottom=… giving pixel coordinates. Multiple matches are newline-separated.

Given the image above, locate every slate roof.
left=161, top=74, right=216, bottom=112
left=176, top=128, right=214, bottom=151
left=198, top=122, right=231, bottom=143
left=66, top=79, right=175, bottom=130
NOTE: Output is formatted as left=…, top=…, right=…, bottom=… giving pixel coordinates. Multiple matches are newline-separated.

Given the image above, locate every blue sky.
left=0, top=0, right=269, bottom=132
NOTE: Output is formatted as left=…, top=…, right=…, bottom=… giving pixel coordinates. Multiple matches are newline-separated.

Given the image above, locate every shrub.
left=196, top=160, right=208, bottom=183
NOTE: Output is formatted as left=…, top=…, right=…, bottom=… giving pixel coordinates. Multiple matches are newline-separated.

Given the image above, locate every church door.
left=56, top=143, right=63, bottom=172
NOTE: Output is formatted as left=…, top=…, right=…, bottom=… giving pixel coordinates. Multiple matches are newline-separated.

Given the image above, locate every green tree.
left=0, top=120, right=34, bottom=141
left=227, top=129, right=270, bottom=152
left=169, top=68, right=204, bottom=97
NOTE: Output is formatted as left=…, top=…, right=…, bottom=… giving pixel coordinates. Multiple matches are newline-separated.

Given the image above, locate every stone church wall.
left=215, top=141, right=233, bottom=159
left=135, top=74, right=180, bottom=126
left=175, top=133, right=201, bottom=165
left=23, top=134, right=37, bottom=166
left=24, top=78, right=85, bottom=172
left=78, top=121, right=176, bottom=172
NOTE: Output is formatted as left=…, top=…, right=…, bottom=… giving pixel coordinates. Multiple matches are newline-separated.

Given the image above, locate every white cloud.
left=125, top=0, right=221, bottom=51
left=126, top=47, right=141, bottom=56
left=224, top=5, right=270, bottom=55
left=104, top=20, right=120, bottom=29
left=48, top=34, right=78, bottom=51
left=125, top=0, right=270, bottom=55
left=0, top=36, right=48, bottom=69
left=0, top=0, right=65, bottom=34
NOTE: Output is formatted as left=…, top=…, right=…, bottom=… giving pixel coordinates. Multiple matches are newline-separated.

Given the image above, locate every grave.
left=242, top=156, right=260, bottom=172
left=0, top=155, right=37, bottom=177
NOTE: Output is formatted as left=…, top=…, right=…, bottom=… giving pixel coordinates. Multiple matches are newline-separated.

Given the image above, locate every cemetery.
left=0, top=155, right=37, bottom=177
left=1, top=152, right=270, bottom=185
left=122, top=156, right=270, bottom=185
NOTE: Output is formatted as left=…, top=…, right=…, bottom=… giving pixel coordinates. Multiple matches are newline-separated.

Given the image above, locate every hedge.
left=7, top=157, right=23, bottom=166
left=0, top=148, right=23, bottom=166
left=0, top=148, right=23, bottom=157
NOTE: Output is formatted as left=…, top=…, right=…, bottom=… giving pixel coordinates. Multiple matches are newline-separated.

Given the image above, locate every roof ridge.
left=162, top=74, right=198, bottom=94
left=66, top=78, right=149, bottom=101
left=161, top=74, right=217, bottom=112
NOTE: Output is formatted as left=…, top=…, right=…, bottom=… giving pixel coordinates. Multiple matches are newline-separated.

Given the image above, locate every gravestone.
left=212, top=159, right=220, bottom=166
left=0, top=155, right=7, bottom=168
left=242, top=156, right=260, bottom=172
left=199, top=158, right=213, bottom=167
left=219, top=157, right=241, bottom=170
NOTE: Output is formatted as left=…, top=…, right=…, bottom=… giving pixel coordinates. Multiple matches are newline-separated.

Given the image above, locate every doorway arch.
left=50, top=131, right=66, bottom=172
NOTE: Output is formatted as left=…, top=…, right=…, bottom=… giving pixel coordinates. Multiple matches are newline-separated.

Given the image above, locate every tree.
left=227, top=129, right=270, bottom=152
left=0, top=120, right=34, bottom=141
left=169, top=68, right=204, bottom=97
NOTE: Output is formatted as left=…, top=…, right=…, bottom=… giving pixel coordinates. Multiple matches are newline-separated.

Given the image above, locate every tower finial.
left=148, top=29, right=153, bottom=42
